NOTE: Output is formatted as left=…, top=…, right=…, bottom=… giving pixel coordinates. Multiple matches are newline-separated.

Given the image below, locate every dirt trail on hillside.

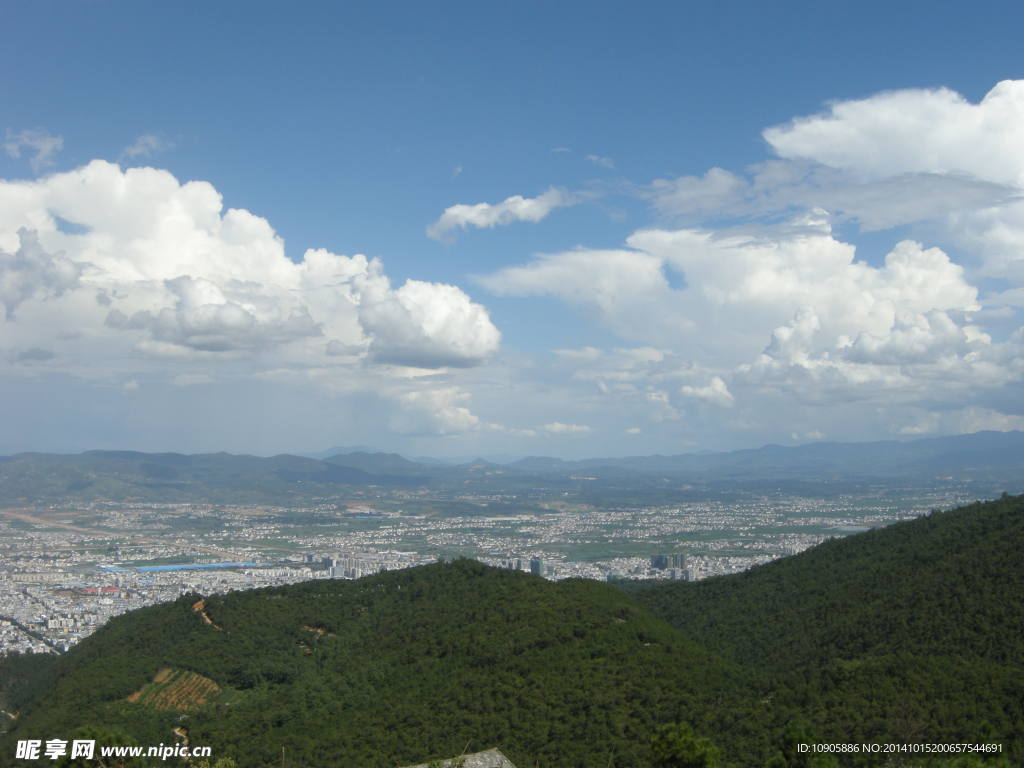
left=191, top=600, right=222, bottom=630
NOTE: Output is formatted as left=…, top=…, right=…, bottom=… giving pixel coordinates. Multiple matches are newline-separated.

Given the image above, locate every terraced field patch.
left=126, top=667, right=220, bottom=711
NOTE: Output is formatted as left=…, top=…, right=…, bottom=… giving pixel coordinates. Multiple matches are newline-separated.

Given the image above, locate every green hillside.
left=2, top=562, right=758, bottom=768
left=628, top=493, right=1024, bottom=763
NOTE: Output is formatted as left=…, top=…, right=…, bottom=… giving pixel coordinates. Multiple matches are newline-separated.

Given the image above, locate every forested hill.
left=627, top=493, right=1024, bottom=759
left=2, top=562, right=757, bottom=768
left=3, top=496, right=1023, bottom=767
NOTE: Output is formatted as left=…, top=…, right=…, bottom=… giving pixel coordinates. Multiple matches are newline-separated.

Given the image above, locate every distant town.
left=0, top=483, right=971, bottom=655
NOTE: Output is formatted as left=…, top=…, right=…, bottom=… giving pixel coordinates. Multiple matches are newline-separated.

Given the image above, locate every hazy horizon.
left=2, top=428, right=1021, bottom=465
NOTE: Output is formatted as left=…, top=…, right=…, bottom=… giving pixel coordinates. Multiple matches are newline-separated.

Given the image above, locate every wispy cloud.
left=543, top=421, right=592, bottom=434
left=121, top=134, right=172, bottom=160
left=586, top=154, right=615, bottom=169
left=427, top=187, right=573, bottom=241
left=4, top=128, right=63, bottom=171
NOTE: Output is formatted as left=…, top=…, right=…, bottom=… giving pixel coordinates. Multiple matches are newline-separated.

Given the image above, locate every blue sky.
left=3, top=1, right=1024, bottom=458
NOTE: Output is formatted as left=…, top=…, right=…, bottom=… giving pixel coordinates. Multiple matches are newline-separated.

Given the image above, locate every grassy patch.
left=126, top=668, right=220, bottom=711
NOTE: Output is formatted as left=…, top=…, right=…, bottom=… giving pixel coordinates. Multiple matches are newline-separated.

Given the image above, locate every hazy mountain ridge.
left=513, top=430, right=1024, bottom=478
left=2, top=431, right=1023, bottom=503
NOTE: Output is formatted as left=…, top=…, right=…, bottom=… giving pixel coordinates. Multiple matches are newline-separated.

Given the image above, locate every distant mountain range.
left=3, top=493, right=1022, bottom=766
left=505, top=429, right=1024, bottom=477
left=1, top=431, right=1023, bottom=502
left=301, top=444, right=384, bottom=460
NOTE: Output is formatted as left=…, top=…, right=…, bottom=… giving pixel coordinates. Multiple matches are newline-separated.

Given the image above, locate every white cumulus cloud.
left=0, top=229, right=82, bottom=319
left=480, top=209, right=1005, bottom=422
left=484, top=214, right=979, bottom=372
left=389, top=387, right=481, bottom=435
left=478, top=81, right=1024, bottom=448
left=757, top=80, right=1024, bottom=284
left=427, top=187, right=572, bottom=241
left=763, top=80, right=1024, bottom=186
left=479, top=247, right=689, bottom=344
left=0, top=160, right=500, bottom=375
left=357, top=272, right=501, bottom=368
left=679, top=376, right=734, bottom=407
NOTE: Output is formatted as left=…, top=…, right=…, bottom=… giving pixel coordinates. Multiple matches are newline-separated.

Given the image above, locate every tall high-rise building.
left=529, top=558, right=544, bottom=576
left=651, top=554, right=669, bottom=570
left=671, top=553, right=687, bottom=569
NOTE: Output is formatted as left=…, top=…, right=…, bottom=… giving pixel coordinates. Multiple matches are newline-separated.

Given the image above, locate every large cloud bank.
left=7, top=80, right=1024, bottom=452
left=483, top=215, right=992, bottom=395
left=763, top=80, right=1024, bottom=185
left=481, top=81, right=1024, bottom=441
left=0, top=161, right=504, bottom=441
left=0, top=161, right=500, bottom=373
